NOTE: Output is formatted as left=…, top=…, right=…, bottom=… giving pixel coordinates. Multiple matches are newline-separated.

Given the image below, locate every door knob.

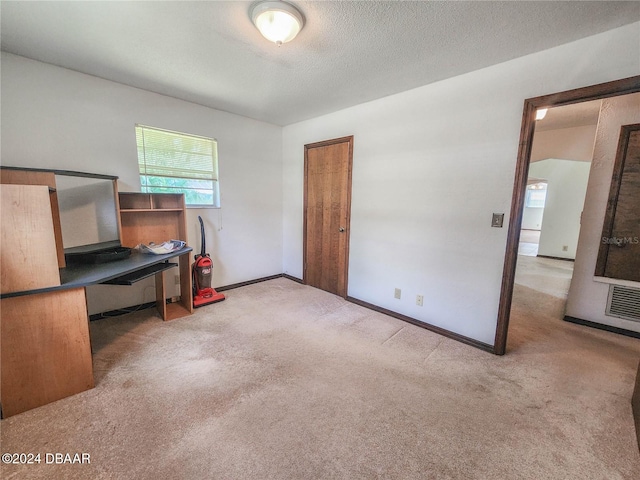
left=339, top=227, right=345, bottom=233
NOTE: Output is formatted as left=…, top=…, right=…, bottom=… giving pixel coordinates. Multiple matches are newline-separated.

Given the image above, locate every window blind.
left=135, top=124, right=219, bottom=206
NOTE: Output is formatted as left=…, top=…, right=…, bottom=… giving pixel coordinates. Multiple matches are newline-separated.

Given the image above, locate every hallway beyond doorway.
left=518, top=229, right=540, bottom=257
left=515, top=254, right=573, bottom=299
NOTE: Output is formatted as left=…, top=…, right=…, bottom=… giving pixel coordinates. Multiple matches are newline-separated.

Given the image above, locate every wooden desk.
left=1, top=172, right=194, bottom=418
left=1, top=248, right=193, bottom=418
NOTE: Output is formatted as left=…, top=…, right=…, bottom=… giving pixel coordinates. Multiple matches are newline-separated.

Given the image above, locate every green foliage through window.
left=136, top=125, right=219, bottom=207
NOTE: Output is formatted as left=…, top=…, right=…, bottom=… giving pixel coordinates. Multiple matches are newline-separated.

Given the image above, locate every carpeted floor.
left=1, top=264, right=639, bottom=479
left=519, top=230, right=541, bottom=244
left=518, top=230, right=541, bottom=257
left=512, top=255, right=574, bottom=299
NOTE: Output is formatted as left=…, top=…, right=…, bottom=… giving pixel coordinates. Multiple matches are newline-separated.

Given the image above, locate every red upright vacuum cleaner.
left=192, top=216, right=225, bottom=307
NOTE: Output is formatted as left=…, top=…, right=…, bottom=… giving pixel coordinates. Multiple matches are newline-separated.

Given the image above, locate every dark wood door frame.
left=494, top=76, right=640, bottom=356
left=303, top=136, right=354, bottom=298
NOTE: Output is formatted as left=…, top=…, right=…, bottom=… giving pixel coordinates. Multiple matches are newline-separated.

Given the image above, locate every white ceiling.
left=1, top=1, right=639, bottom=126
left=535, top=99, right=602, bottom=132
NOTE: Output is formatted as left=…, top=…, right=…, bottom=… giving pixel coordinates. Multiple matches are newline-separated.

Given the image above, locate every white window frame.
left=525, top=183, right=547, bottom=208
left=135, top=124, right=220, bottom=208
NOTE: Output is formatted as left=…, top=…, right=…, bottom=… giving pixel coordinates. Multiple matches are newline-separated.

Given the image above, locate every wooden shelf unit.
left=118, top=192, right=192, bottom=321
left=118, top=192, right=185, bottom=210
left=119, top=192, right=186, bottom=247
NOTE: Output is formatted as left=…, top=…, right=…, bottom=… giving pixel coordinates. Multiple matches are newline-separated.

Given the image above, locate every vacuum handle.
left=198, top=215, right=206, bottom=257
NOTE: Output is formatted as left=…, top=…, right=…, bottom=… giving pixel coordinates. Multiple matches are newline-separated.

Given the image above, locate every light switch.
left=492, top=213, right=504, bottom=228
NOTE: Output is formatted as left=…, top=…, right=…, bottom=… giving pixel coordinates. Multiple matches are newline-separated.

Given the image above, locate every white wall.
left=282, top=23, right=640, bottom=346
left=523, top=124, right=597, bottom=232
left=530, top=124, right=598, bottom=162
left=521, top=205, right=544, bottom=230
left=1, top=53, right=283, bottom=315
left=566, top=92, right=640, bottom=332
left=529, top=159, right=591, bottom=259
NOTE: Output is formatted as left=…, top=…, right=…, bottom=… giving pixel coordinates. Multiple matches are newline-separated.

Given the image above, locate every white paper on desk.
left=137, top=240, right=186, bottom=255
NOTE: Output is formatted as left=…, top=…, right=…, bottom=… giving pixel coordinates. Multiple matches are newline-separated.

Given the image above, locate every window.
left=525, top=182, right=547, bottom=208
left=135, top=124, right=219, bottom=207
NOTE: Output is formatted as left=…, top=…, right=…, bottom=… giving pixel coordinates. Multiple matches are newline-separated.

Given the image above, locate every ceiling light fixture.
left=535, top=108, right=548, bottom=121
left=250, top=0, right=305, bottom=46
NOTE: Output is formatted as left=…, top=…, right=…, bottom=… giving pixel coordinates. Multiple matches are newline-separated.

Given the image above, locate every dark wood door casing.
left=494, top=76, right=640, bottom=356
left=303, top=136, right=354, bottom=298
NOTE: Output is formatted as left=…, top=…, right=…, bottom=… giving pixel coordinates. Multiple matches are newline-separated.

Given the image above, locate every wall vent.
left=606, top=285, right=640, bottom=323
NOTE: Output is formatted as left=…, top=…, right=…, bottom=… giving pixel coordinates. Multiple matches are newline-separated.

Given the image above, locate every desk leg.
left=156, top=253, right=193, bottom=321
left=155, top=271, right=167, bottom=320
left=153, top=253, right=193, bottom=321
left=0, top=288, right=94, bottom=418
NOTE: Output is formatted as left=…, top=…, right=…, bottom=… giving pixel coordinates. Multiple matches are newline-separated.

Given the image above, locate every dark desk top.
left=1, top=247, right=192, bottom=299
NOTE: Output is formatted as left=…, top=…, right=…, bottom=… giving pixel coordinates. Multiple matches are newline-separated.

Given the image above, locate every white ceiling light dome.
left=250, top=0, right=305, bottom=46
left=535, top=108, right=548, bottom=120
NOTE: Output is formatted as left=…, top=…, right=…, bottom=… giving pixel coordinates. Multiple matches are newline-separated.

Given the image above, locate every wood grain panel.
left=119, top=193, right=187, bottom=248
left=177, top=252, right=193, bottom=317
left=304, top=137, right=353, bottom=297
left=113, top=179, right=124, bottom=246
left=306, top=146, right=323, bottom=289
left=120, top=211, right=183, bottom=247
left=600, top=126, right=640, bottom=282
left=0, top=169, right=65, bottom=267
left=155, top=270, right=167, bottom=320
left=0, top=288, right=94, bottom=417
left=0, top=169, right=55, bottom=187
left=1, top=184, right=61, bottom=294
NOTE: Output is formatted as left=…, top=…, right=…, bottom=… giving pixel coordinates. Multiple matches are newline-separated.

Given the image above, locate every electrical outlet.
left=394, top=288, right=401, bottom=299
left=416, top=295, right=424, bottom=306
left=174, top=275, right=180, bottom=285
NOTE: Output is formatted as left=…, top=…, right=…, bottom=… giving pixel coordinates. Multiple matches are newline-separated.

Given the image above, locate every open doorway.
left=514, top=101, right=599, bottom=324
left=518, top=180, right=546, bottom=257
left=518, top=101, right=599, bottom=261
left=494, top=76, right=640, bottom=355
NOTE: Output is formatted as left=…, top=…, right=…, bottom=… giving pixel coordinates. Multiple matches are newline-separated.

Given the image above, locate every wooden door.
left=304, top=136, right=353, bottom=297
left=596, top=123, right=640, bottom=282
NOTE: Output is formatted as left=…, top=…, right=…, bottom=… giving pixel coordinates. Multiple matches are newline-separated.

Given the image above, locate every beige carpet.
left=513, top=255, right=574, bottom=299
left=2, top=271, right=639, bottom=479
left=519, top=229, right=541, bottom=244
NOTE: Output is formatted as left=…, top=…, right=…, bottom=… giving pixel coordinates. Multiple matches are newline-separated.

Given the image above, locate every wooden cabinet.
left=1, top=183, right=93, bottom=417
left=1, top=289, right=94, bottom=417
left=118, top=192, right=193, bottom=321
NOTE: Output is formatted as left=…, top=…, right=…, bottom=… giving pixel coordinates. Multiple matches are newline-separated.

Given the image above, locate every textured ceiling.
left=1, top=1, right=639, bottom=126
left=535, top=100, right=602, bottom=132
